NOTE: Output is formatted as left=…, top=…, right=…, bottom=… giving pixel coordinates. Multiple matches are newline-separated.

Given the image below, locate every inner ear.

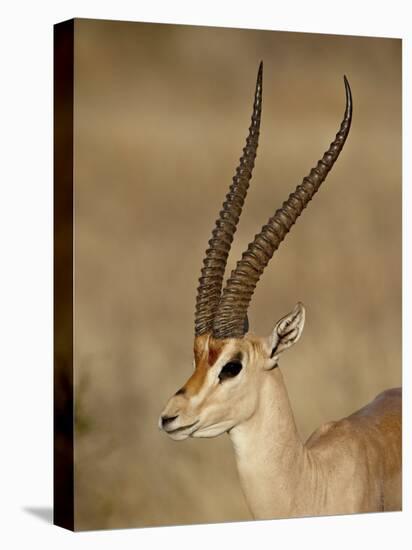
left=270, top=302, right=305, bottom=359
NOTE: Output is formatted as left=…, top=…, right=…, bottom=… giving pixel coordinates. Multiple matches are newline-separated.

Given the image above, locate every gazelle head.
left=160, top=303, right=306, bottom=440
left=159, top=62, right=352, bottom=441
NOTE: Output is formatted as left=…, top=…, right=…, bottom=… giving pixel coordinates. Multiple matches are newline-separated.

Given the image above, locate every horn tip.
left=343, top=75, right=353, bottom=116
left=257, top=61, right=263, bottom=82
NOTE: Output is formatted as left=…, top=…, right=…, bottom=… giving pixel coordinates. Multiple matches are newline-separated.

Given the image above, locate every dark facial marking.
left=207, top=340, right=225, bottom=366
left=218, top=358, right=243, bottom=382
left=175, top=387, right=186, bottom=396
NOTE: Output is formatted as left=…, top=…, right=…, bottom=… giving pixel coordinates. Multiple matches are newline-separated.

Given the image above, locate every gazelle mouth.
left=164, top=420, right=199, bottom=435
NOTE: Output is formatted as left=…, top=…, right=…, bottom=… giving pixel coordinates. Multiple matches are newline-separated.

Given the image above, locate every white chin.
left=191, top=424, right=230, bottom=439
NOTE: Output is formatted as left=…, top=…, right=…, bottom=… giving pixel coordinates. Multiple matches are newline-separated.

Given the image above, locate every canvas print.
left=54, top=18, right=402, bottom=531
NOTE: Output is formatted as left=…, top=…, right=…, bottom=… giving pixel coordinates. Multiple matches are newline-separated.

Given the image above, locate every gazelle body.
left=159, top=63, right=402, bottom=519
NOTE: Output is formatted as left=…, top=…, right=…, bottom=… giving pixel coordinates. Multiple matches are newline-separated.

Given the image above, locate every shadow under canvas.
left=23, top=507, right=53, bottom=524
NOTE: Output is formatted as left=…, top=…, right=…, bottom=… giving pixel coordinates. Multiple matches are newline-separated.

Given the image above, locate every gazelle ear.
left=265, top=302, right=305, bottom=369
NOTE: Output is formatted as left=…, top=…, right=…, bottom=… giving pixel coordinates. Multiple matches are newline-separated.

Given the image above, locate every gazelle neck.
left=229, top=367, right=308, bottom=519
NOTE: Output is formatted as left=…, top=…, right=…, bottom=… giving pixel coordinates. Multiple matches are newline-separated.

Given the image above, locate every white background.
left=0, top=0, right=409, bottom=548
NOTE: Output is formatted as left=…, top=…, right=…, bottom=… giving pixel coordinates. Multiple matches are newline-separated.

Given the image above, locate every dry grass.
left=72, top=19, right=401, bottom=530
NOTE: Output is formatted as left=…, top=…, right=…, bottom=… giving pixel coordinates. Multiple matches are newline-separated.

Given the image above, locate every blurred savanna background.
left=72, top=19, right=401, bottom=530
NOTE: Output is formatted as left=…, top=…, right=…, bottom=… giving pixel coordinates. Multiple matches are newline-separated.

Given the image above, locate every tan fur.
left=160, top=309, right=402, bottom=519
left=230, top=368, right=401, bottom=519
left=185, top=336, right=226, bottom=395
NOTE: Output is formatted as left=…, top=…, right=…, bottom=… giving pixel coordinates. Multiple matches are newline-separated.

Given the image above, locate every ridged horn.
left=194, top=62, right=263, bottom=336
left=212, top=76, right=353, bottom=339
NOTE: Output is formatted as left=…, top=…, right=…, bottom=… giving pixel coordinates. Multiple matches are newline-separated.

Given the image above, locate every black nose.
left=161, top=414, right=178, bottom=428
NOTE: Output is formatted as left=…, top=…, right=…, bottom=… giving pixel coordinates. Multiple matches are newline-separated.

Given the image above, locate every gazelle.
left=159, top=63, right=402, bottom=519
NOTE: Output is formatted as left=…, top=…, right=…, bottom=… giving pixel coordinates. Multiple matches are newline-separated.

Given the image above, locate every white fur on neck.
left=229, top=367, right=310, bottom=519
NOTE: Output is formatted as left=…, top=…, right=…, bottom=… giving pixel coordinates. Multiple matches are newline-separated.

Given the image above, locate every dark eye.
left=218, top=361, right=243, bottom=381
